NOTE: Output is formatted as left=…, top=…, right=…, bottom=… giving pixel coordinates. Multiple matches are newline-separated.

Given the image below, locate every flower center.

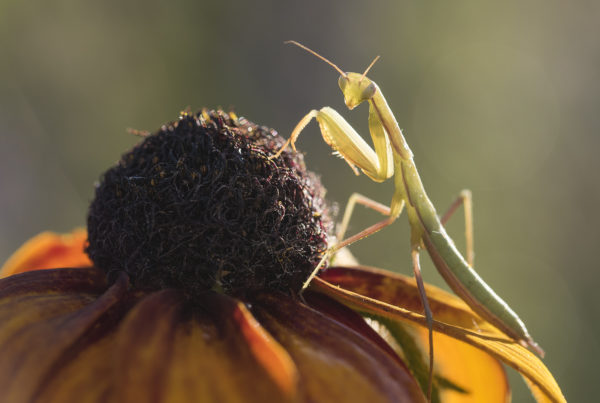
left=86, top=110, right=331, bottom=297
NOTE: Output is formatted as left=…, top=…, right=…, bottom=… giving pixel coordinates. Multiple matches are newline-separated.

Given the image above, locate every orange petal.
left=0, top=229, right=92, bottom=278
left=314, top=265, right=566, bottom=403
left=253, top=292, right=427, bottom=403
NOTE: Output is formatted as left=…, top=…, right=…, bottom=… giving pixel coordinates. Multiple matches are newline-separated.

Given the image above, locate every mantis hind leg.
left=440, top=189, right=474, bottom=266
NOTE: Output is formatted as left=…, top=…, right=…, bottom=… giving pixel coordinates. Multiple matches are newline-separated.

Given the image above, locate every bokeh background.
left=1, top=1, right=597, bottom=400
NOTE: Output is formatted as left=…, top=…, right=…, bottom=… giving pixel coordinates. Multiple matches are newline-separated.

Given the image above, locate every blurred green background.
left=1, top=0, right=597, bottom=400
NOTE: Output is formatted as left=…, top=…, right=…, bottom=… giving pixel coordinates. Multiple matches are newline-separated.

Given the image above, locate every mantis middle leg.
left=337, top=192, right=392, bottom=241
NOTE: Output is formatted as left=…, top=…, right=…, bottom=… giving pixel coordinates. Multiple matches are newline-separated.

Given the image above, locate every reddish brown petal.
left=0, top=230, right=92, bottom=278
left=303, top=291, right=406, bottom=367
left=313, top=266, right=565, bottom=403
left=0, top=268, right=129, bottom=403
left=252, top=293, right=426, bottom=403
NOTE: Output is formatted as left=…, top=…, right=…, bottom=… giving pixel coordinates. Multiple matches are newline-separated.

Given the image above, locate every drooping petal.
left=313, top=266, right=565, bottom=403
left=0, top=230, right=91, bottom=278
left=318, top=266, right=488, bottom=329
left=154, top=292, right=296, bottom=403
left=0, top=268, right=129, bottom=403
left=252, top=292, right=426, bottom=403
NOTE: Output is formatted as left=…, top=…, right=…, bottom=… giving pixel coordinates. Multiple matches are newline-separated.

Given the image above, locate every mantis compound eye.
left=86, top=109, right=332, bottom=298
left=338, top=75, right=350, bottom=93
left=363, top=82, right=376, bottom=99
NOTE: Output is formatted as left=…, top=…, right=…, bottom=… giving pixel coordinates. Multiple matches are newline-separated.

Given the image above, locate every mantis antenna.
left=360, top=55, right=380, bottom=82
left=284, top=41, right=347, bottom=78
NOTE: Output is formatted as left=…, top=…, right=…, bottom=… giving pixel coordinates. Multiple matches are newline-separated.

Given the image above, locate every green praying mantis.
left=272, top=41, right=544, bottom=399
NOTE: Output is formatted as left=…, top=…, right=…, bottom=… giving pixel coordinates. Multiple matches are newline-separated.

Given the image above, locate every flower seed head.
left=86, top=110, right=331, bottom=297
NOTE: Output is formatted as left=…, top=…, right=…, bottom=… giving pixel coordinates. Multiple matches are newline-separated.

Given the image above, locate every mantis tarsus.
left=272, top=40, right=544, bottom=400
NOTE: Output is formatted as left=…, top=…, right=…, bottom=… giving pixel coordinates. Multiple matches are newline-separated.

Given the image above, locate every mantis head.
left=285, top=40, right=380, bottom=110
left=338, top=73, right=376, bottom=110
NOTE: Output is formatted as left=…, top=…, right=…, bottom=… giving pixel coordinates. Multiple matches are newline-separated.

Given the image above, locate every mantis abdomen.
left=396, top=157, right=543, bottom=355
